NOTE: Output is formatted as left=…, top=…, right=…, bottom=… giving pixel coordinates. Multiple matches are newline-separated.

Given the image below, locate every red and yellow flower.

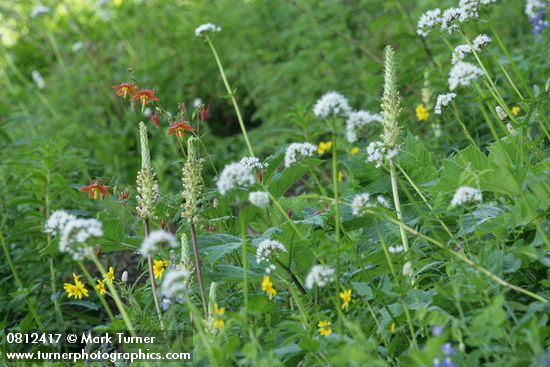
left=111, top=82, right=137, bottom=99
left=80, top=179, right=110, bottom=200
left=168, top=120, right=195, bottom=138
left=131, top=88, right=160, bottom=112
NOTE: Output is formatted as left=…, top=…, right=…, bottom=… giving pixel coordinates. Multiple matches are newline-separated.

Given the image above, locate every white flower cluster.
left=417, top=8, right=442, bottom=37
left=249, top=191, right=270, bottom=208
left=305, top=265, right=335, bottom=289
left=453, top=34, right=491, bottom=64
left=451, top=186, right=482, bottom=207
left=366, top=141, right=397, bottom=168
left=345, top=110, right=383, bottom=143
left=161, top=269, right=190, bottom=299
left=441, top=7, right=468, bottom=33
left=217, top=162, right=256, bottom=195
left=140, top=230, right=178, bottom=257
left=59, top=219, right=103, bottom=260
left=388, top=245, right=404, bottom=254
left=473, top=34, right=492, bottom=50
left=525, top=0, right=548, bottom=18
left=256, top=239, right=287, bottom=273
left=418, top=1, right=496, bottom=37
left=194, top=23, right=221, bottom=37
left=448, top=62, right=484, bottom=90
left=46, top=210, right=103, bottom=260
left=434, top=93, right=456, bottom=114
left=239, top=156, right=268, bottom=170
left=284, top=142, right=317, bottom=167
left=45, top=210, right=77, bottom=235
left=313, top=92, right=351, bottom=118
left=351, top=193, right=390, bottom=216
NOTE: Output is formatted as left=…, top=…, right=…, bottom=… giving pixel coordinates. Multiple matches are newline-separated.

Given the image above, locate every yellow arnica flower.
left=262, top=276, right=277, bottom=300
left=317, top=141, right=333, bottom=155
left=350, top=147, right=360, bottom=155
left=96, top=280, right=106, bottom=295
left=213, top=303, right=225, bottom=329
left=339, top=289, right=352, bottom=310
left=415, top=104, right=429, bottom=121
left=390, top=322, right=397, bottom=334
left=338, top=170, right=344, bottom=182
left=105, top=266, right=115, bottom=283
left=153, top=259, right=168, bottom=279
left=64, top=273, right=89, bottom=299
left=512, top=106, right=520, bottom=116
left=318, top=320, right=332, bottom=337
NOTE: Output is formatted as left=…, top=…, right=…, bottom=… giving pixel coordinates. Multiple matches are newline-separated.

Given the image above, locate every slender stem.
left=275, top=259, right=307, bottom=294
left=144, top=219, right=165, bottom=331
left=77, top=261, right=115, bottom=321
left=370, top=210, right=549, bottom=303
left=0, top=231, right=45, bottom=331
left=239, top=216, right=249, bottom=322
left=190, top=220, right=208, bottom=316
left=206, top=37, right=255, bottom=156
left=331, top=124, right=342, bottom=295
left=389, top=161, right=409, bottom=252
left=91, top=256, right=137, bottom=334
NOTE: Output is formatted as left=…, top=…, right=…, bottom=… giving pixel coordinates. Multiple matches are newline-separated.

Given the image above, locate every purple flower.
left=442, top=343, right=455, bottom=356
left=530, top=10, right=549, bottom=40
left=161, top=297, right=172, bottom=311
left=432, top=325, right=443, bottom=337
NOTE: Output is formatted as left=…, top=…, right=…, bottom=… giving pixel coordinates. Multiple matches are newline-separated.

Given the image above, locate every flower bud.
left=402, top=261, right=413, bottom=277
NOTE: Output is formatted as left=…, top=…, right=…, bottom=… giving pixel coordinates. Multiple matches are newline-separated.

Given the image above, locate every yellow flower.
left=512, top=106, right=520, bottom=116
left=338, top=170, right=344, bottom=182
left=415, top=104, right=429, bottom=121
left=105, top=266, right=115, bottom=283
left=318, top=320, right=332, bottom=336
left=390, top=322, right=397, bottom=335
left=261, top=276, right=277, bottom=300
left=350, top=147, right=360, bottom=155
left=212, top=303, right=225, bottom=329
left=153, top=259, right=168, bottom=279
left=317, top=141, right=333, bottom=155
left=339, top=289, right=352, bottom=310
left=64, top=273, right=89, bottom=299
left=96, top=280, right=106, bottom=295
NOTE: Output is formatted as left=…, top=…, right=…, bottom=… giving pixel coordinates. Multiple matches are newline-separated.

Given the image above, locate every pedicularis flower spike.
left=136, top=122, right=158, bottom=219
left=381, top=46, right=401, bottom=148
left=181, top=136, right=204, bottom=219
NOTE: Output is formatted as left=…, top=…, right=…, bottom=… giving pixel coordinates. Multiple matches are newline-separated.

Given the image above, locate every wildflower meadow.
left=1, top=0, right=550, bottom=366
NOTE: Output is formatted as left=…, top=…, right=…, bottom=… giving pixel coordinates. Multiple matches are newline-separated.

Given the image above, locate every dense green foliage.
left=1, top=1, right=550, bottom=366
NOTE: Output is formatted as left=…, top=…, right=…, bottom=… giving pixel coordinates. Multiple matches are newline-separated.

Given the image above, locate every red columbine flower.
left=80, top=179, right=110, bottom=200
left=151, top=112, right=159, bottom=128
left=199, top=104, right=210, bottom=122
left=131, top=89, right=159, bottom=112
left=112, top=82, right=137, bottom=99
left=168, top=120, right=194, bottom=138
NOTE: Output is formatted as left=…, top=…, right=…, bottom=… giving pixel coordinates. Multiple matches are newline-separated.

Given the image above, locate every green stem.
left=91, top=255, right=137, bottom=334
left=240, top=216, right=249, bottom=322
left=206, top=37, right=255, bottom=156
left=389, top=161, right=409, bottom=252
left=331, top=125, right=342, bottom=295
left=0, top=231, right=45, bottom=331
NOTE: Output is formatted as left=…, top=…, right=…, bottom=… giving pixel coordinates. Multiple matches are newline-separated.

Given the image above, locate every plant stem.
left=239, top=216, right=249, bottom=323
left=331, top=124, right=342, bottom=295
left=0, top=231, right=45, bottom=331
left=91, top=256, right=137, bottom=334
left=144, top=218, right=165, bottom=330
left=370, top=210, right=549, bottom=303
left=206, top=37, right=255, bottom=156
left=190, top=220, right=208, bottom=316
left=389, top=160, right=409, bottom=252
left=275, top=259, right=307, bottom=294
